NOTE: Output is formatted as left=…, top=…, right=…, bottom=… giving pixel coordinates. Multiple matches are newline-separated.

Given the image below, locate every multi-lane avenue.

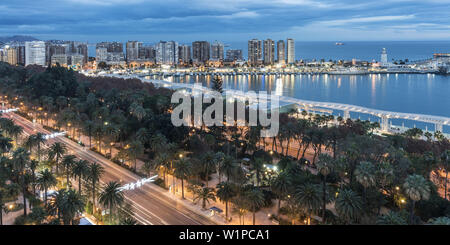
left=3, top=112, right=217, bottom=225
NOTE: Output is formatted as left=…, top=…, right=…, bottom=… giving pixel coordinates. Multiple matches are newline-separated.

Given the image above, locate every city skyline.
left=1, top=0, right=450, bottom=42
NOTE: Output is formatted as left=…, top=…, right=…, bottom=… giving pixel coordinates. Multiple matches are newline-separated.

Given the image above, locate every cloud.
left=316, top=15, right=415, bottom=27
left=65, top=0, right=145, bottom=6
left=0, top=0, right=449, bottom=41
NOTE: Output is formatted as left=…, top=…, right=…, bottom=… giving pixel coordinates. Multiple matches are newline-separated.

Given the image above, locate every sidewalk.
left=160, top=173, right=278, bottom=225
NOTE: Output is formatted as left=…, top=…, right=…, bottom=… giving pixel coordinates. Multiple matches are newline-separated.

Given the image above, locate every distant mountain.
left=0, top=35, right=39, bottom=43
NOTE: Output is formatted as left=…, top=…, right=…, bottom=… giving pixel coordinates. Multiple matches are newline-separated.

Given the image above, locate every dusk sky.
left=1, top=0, right=450, bottom=42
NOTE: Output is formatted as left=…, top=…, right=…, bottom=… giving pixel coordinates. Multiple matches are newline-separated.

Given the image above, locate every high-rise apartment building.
left=211, top=41, right=224, bottom=61
left=17, top=46, right=25, bottom=65
left=248, top=39, right=262, bottom=66
left=138, top=46, right=156, bottom=62
left=263, top=39, right=275, bottom=65
left=97, top=42, right=123, bottom=53
left=76, top=43, right=88, bottom=64
left=277, top=40, right=285, bottom=64
left=126, top=41, right=142, bottom=61
left=70, top=54, right=84, bottom=66
left=51, top=54, right=68, bottom=66
left=286, top=38, right=295, bottom=64
left=96, top=48, right=107, bottom=62
left=178, top=45, right=191, bottom=64
left=156, top=41, right=178, bottom=65
left=96, top=42, right=125, bottom=64
left=192, top=41, right=210, bottom=63
left=0, top=49, right=6, bottom=63
left=6, top=47, right=18, bottom=65
left=225, top=49, right=243, bottom=61
left=46, top=43, right=67, bottom=65
left=25, top=41, right=46, bottom=66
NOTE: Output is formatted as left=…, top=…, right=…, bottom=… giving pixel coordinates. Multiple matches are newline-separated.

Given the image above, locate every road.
left=3, top=112, right=217, bottom=225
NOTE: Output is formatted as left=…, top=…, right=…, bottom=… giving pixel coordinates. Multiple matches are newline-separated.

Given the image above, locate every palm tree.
left=295, top=183, right=322, bottom=225
left=316, top=154, right=333, bottom=222
left=355, top=161, right=376, bottom=204
left=201, top=152, right=217, bottom=187
left=216, top=182, right=237, bottom=222
left=29, top=159, right=38, bottom=196
left=270, top=172, right=291, bottom=215
left=72, top=159, right=89, bottom=193
left=214, top=152, right=226, bottom=183
left=9, top=125, right=23, bottom=145
left=129, top=102, right=146, bottom=121
left=61, top=189, right=85, bottom=225
left=83, top=120, right=94, bottom=148
left=173, top=158, right=192, bottom=199
left=36, top=169, right=57, bottom=204
left=231, top=195, right=249, bottom=225
left=33, top=133, right=46, bottom=162
left=284, top=198, right=301, bottom=225
left=48, top=142, right=67, bottom=174
left=403, top=174, right=430, bottom=224
left=23, top=134, right=34, bottom=153
left=61, top=155, right=76, bottom=187
left=87, top=162, right=104, bottom=211
left=48, top=188, right=65, bottom=222
left=99, top=181, right=124, bottom=224
left=219, top=156, right=237, bottom=182
left=439, top=150, right=449, bottom=200
left=251, top=158, right=265, bottom=186
left=135, top=128, right=151, bottom=146
left=376, top=211, right=407, bottom=225
left=244, top=188, right=265, bottom=225
left=12, top=147, right=30, bottom=216
left=127, top=140, right=144, bottom=171
left=119, top=217, right=138, bottom=225
left=429, top=216, right=450, bottom=225
left=335, top=189, right=363, bottom=224
left=376, top=161, right=394, bottom=193
left=0, top=134, right=12, bottom=155
left=193, top=187, right=216, bottom=209
left=154, top=153, right=171, bottom=186
left=0, top=189, right=6, bottom=225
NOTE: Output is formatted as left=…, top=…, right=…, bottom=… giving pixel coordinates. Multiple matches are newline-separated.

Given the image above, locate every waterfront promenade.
left=101, top=73, right=450, bottom=136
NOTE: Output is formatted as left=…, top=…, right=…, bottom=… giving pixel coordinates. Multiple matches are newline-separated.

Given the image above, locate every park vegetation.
left=0, top=62, right=449, bottom=225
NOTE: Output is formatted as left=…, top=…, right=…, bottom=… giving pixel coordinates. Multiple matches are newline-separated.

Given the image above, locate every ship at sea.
left=328, top=67, right=368, bottom=75
left=335, top=42, right=344, bottom=46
